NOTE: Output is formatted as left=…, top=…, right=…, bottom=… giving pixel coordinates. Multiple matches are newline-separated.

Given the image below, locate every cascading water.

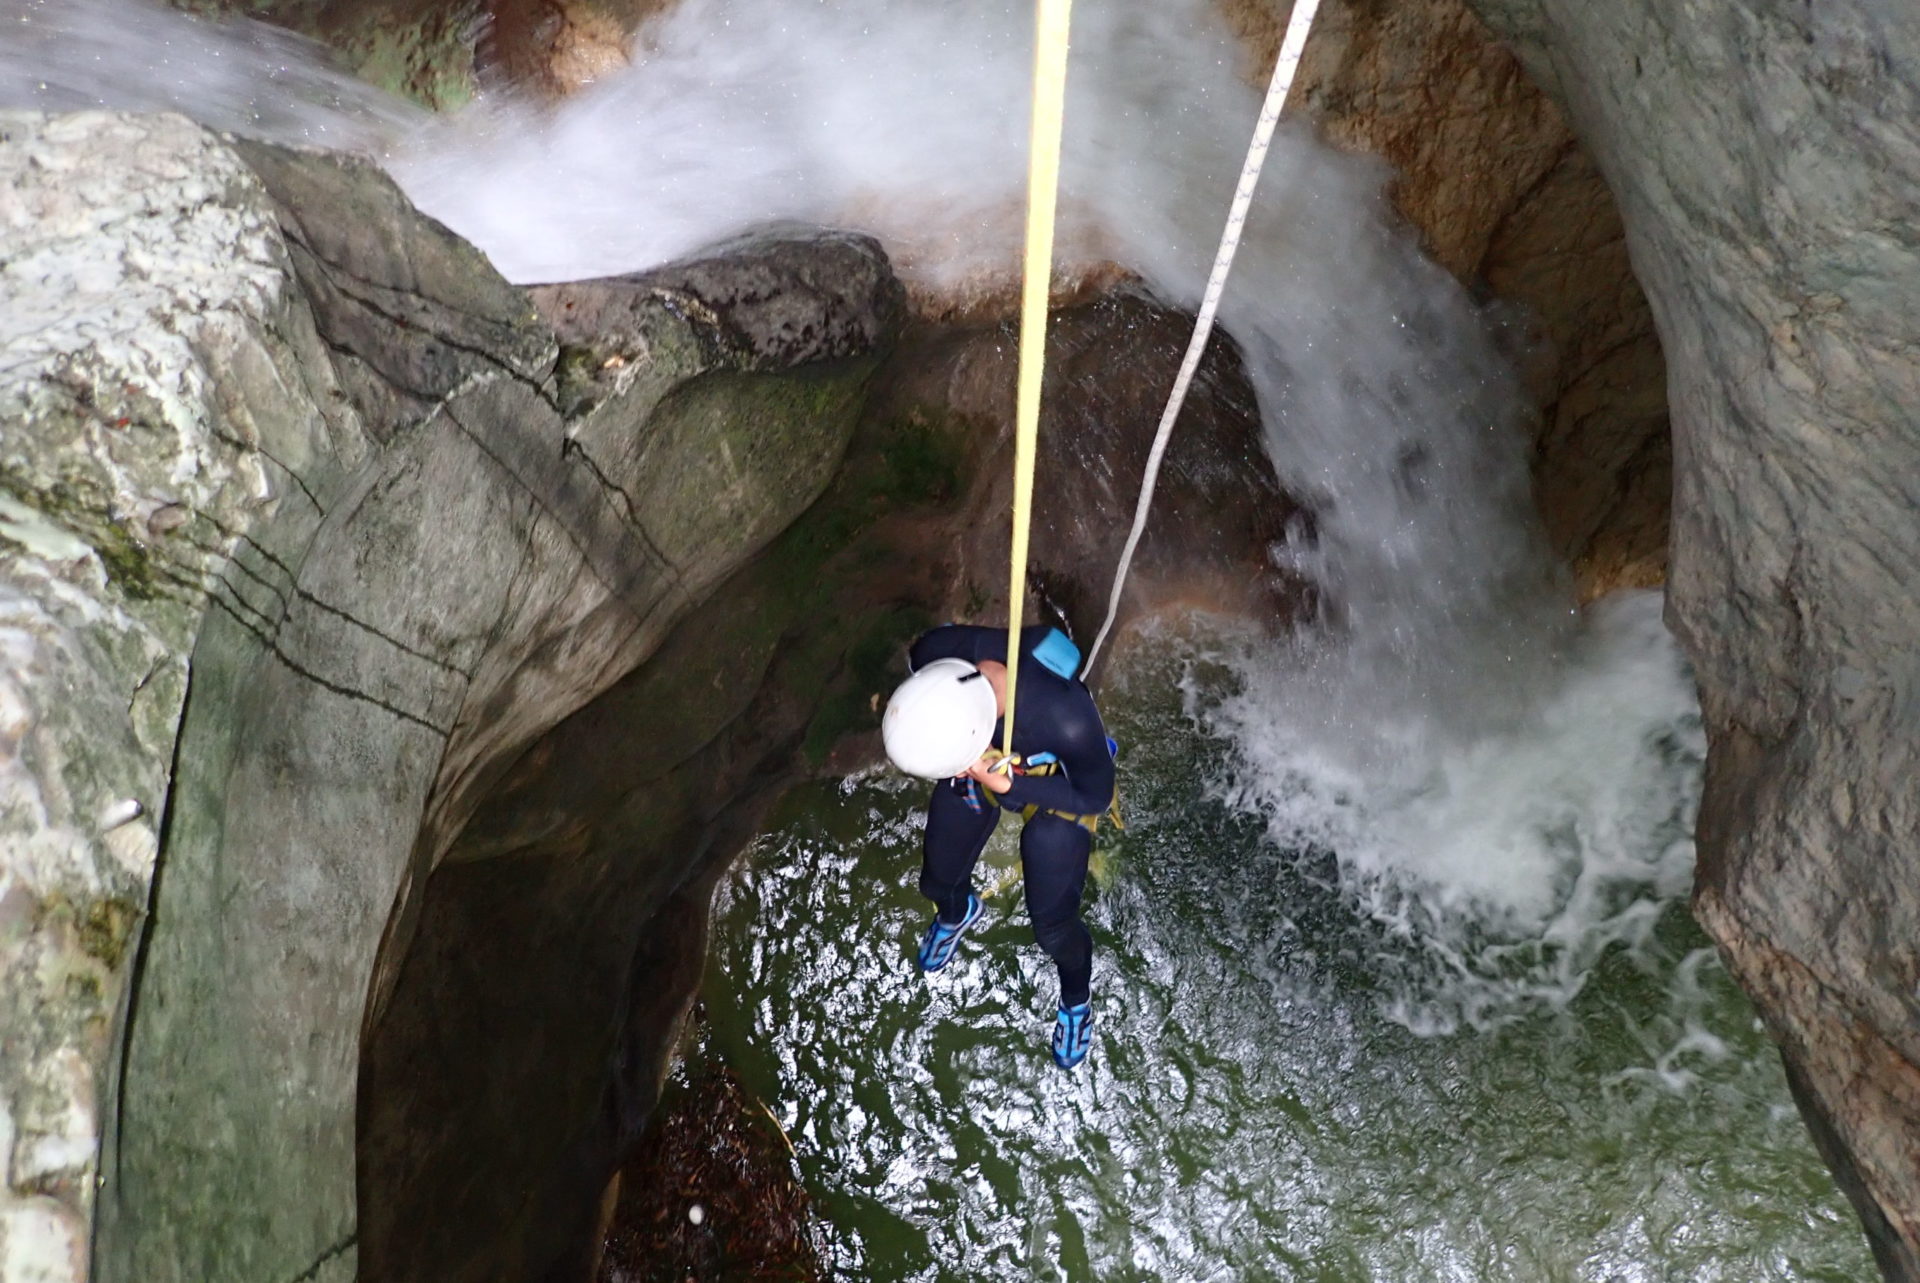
left=0, top=0, right=421, bottom=148
left=1, top=0, right=1871, bottom=1275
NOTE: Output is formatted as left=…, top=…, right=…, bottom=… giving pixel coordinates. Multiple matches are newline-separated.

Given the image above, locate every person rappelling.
left=881, top=623, right=1117, bottom=1069
left=865, top=0, right=1308, bottom=1070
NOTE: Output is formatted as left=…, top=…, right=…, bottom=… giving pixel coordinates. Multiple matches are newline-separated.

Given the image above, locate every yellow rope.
left=1001, top=0, right=1073, bottom=760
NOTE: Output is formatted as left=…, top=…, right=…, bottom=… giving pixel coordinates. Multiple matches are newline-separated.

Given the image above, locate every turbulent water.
left=4, top=0, right=1546, bottom=676
left=1, top=1, right=1872, bottom=1275
left=705, top=617, right=1869, bottom=1281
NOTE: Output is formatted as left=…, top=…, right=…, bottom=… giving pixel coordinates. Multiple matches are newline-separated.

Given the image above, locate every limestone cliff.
left=0, top=108, right=903, bottom=1283
left=1460, top=2, right=1920, bottom=1276
left=1, top=110, right=364, bottom=1282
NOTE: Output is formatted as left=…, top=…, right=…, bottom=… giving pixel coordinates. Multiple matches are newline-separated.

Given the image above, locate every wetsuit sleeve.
left=999, top=696, right=1116, bottom=817
left=908, top=625, right=1006, bottom=671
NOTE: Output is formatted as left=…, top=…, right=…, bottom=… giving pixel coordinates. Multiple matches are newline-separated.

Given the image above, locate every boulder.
left=1460, top=1, right=1920, bottom=1275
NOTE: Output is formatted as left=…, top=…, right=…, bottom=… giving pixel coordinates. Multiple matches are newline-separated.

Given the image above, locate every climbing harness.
left=1077, top=0, right=1326, bottom=678
left=957, top=733, right=1124, bottom=835
left=959, top=626, right=1124, bottom=829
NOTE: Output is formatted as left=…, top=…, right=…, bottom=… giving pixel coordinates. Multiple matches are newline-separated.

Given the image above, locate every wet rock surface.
left=1462, top=0, right=1920, bottom=1275
left=168, top=0, right=664, bottom=104
left=168, top=0, right=488, bottom=109
left=533, top=227, right=908, bottom=397
left=482, top=0, right=662, bottom=97
left=866, top=290, right=1309, bottom=659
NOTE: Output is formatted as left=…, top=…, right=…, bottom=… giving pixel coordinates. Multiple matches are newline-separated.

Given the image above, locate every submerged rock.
left=597, top=1030, right=822, bottom=1283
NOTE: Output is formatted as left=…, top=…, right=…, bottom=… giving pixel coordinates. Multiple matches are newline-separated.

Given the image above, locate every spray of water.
left=0, top=0, right=423, bottom=149
left=1, top=0, right=1702, bottom=1024
left=1189, top=590, right=1703, bottom=1031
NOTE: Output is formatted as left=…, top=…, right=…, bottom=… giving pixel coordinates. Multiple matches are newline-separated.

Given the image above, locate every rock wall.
left=1, top=108, right=902, bottom=1283
left=2, top=105, right=1296, bottom=1283
left=168, top=0, right=663, bottom=104
left=868, top=294, right=1309, bottom=645
left=1458, top=2, right=1920, bottom=1276
left=1, top=109, right=365, bottom=1283
left=171, top=0, right=488, bottom=108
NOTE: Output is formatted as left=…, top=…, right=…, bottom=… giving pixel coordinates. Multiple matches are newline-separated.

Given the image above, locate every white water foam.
left=1197, top=589, right=1704, bottom=1030
left=2, top=0, right=1703, bottom=1023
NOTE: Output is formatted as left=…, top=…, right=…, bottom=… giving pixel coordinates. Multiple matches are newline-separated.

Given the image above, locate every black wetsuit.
left=909, top=625, right=1115, bottom=1008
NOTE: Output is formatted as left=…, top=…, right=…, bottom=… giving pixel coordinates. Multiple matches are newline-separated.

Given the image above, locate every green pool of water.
left=700, top=643, right=1871, bottom=1282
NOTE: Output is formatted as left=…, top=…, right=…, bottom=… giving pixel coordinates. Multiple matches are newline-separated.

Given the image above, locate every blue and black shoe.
left=916, top=894, right=983, bottom=972
left=1051, top=1001, right=1093, bottom=1069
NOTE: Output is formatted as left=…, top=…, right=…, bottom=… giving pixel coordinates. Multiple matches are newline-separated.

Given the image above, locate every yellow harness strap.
left=1001, top=0, right=1074, bottom=759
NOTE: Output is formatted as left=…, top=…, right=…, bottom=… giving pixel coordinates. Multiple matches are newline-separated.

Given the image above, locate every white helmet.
left=882, top=659, right=998, bottom=779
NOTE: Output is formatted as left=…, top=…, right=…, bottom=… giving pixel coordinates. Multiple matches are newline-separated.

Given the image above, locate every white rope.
left=1078, top=0, right=1324, bottom=679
